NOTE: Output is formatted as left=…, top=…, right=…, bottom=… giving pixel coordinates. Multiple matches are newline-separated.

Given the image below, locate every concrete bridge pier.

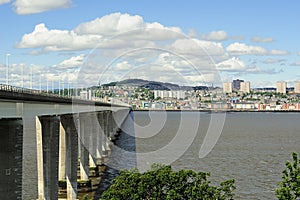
left=58, top=114, right=78, bottom=200
left=36, top=115, right=60, bottom=200
left=0, top=118, right=23, bottom=200
left=78, top=114, right=90, bottom=181
left=87, top=113, right=98, bottom=169
left=96, top=112, right=105, bottom=165
left=101, top=111, right=111, bottom=157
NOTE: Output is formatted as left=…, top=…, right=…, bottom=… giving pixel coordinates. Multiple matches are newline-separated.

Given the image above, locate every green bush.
left=100, top=164, right=235, bottom=200
left=276, top=152, right=300, bottom=199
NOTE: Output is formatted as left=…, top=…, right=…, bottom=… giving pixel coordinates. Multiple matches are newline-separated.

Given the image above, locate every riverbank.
left=132, top=109, right=300, bottom=113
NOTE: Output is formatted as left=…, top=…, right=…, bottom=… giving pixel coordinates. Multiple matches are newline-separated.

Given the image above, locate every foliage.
left=276, top=152, right=300, bottom=199
left=100, top=164, right=235, bottom=200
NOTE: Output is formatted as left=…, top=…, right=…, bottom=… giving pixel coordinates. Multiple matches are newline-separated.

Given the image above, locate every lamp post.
left=30, top=67, right=33, bottom=90
left=6, top=53, right=10, bottom=85
left=21, top=64, right=24, bottom=88
left=39, top=72, right=42, bottom=93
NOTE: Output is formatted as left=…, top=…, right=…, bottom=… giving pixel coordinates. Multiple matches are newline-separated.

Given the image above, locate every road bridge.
left=0, top=84, right=132, bottom=200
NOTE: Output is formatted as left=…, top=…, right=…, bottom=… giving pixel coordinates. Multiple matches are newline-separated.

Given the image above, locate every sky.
left=0, top=0, right=299, bottom=89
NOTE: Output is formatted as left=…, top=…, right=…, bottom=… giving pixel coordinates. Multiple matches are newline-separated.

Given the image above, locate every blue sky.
left=0, top=0, right=299, bottom=89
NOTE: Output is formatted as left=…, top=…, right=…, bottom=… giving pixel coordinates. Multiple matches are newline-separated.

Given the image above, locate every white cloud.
left=17, top=23, right=103, bottom=51
left=56, top=54, right=85, bottom=69
left=13, top=0, right=71, bottom=15
left=227, top=42, right=267, bottom=55
left=75, top=12, right=183, bottom=41
left=75, top=13, right=144, bottom=36
left=170, top=38, right=225, bottom=56
left=201, top=30, right=228, bottom=41
left=251, top=36, right=274, bottom=43
left=227, top=42, right=289, bottom=56
left=297, top=52, right=300, bottom=56
left=216, top=57, right=246, bottom=71
left=262, top=58, right=285, bottom=64
left=0, top=0, right=10, bottom=5
left=269, top=49, right=289, bottom=55
left=115, top=61, right=133, bottom=71
left=17, top=13, right=183, bottom=52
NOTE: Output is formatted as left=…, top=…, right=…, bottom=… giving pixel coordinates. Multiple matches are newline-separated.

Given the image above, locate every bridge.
left=0, top=84, right=132, bottom=200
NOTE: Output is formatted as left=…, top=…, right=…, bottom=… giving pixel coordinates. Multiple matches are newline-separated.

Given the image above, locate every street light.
left=6, top=53, right=10, bottom=85
left=30, top=67, right=33, bottom=90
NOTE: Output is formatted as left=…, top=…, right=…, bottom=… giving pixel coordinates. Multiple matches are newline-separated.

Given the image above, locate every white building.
left=240, top=81, right=250, bottom=93
left=80, top=90, right=92, bottom=100
left=276, top=81, right=287, bottom=94
left=294, top=81, right=300, bottom=94
left=154, top=90, right=185, bottom=99
left=223, top=82, right=232, bottom=93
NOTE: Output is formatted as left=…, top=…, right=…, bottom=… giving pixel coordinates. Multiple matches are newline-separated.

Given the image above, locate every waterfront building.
left=80, top=90, right=88, bottom=99
left=223, top=82, right=233, bottom=93
left=233, top=79, right=244, bottom=90
left=294, top=81, right=300, bottom=94
left=240, top=81, right=250, bottom=93
left=154, top=90, right=185, bottom=99
left=276, top=81, right=287, bottom=94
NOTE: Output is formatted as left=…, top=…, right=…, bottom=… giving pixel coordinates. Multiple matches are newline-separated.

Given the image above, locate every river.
left=105, top=111, right=300, bottom=200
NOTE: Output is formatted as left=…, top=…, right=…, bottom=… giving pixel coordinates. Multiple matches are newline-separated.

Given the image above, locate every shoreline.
left=132, top=109, right=300, bottom=113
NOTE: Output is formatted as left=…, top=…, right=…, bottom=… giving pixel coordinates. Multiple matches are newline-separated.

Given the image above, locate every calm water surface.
left=108, top=111, right=300, bottom=200
left=22, top=111, right=300, bottom=199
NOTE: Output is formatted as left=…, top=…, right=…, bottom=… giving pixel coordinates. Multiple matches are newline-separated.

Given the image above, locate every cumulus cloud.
left=17, top=23, right=103, bottom=51
left=227, top=42, right=289, bottom=56
left=201, top=30, right=228, bottom=41
left=216, top=57, right=246, bottom=71
left=227, top=43, right=267, bottom=55
left=17, top=13, right=183, bottom=52
left=297, top=52, right=300, bottom=56
left=170, top=38, right=225, bottom=56
left=251, top=36, right=274, bottom=43
left=13, top=0, right=72, bottom=15
left=74, top=12, right=183, bottom=41
left=0, top=0, right=10, bottom=5
left=56, top=54, right=85, bottom=69
left=75, top=13, right=144, bottom=36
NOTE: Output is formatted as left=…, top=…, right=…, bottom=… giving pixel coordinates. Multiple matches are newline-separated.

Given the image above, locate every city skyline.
left=0, top=1, right=299, bottom=89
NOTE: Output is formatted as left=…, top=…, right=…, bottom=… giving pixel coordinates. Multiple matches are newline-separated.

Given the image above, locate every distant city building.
left=240, top=81, right=250, bottom=93
left=232, top=79, right=244, bottom=90
left=154, top=90, right=185, bottom=99
left=294, top=81, right=300, bottom=94
left=223, top=82, right=233, bottom=93
left=80, top=90, right=92, bottom=100
left=80, top=90, right=88, bottom=99
left=276, top=81, right=287, bottom=94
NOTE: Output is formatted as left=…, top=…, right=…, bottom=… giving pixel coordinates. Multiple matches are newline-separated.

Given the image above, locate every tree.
left=100, top=164, right=235, bottom=200
left=276, top=152, right=300, bottom=199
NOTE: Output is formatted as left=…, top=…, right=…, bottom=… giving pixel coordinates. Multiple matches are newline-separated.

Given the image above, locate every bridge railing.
left=0, top=84, right=71, bottom=99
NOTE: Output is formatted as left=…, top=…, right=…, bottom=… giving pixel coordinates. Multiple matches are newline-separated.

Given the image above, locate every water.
left=107, top=111, right=300, bottom=200
left=19, top=111, right=300, bottom=199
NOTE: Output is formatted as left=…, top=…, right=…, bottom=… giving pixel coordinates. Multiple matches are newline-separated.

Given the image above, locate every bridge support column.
left=59, top=115, right=78, bottom=200
left=96, top=112, right=105, bottom=165
left=108, top=111, right=117, bottom=141
left=88, top=113, right=97, bottom=169
left=0, top=118, right=23, bottom=200
left=78, top=114, right=89, bottom=181
left=100, top=111, right=110, bottom=157
left=36, top=116, right=60, bottom=200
